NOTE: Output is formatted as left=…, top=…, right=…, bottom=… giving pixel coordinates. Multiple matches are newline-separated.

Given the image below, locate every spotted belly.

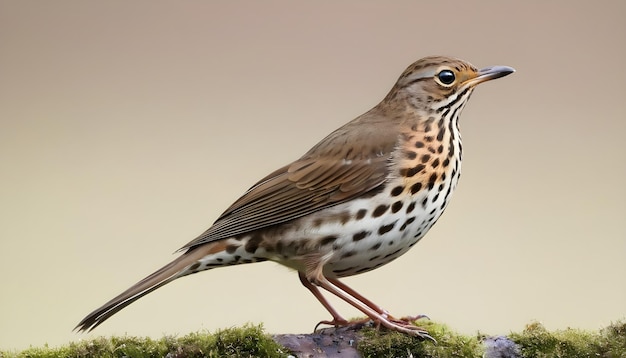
left=179, top=170, right=459, bottom=279
left=314, top=185, right=452, bottom=277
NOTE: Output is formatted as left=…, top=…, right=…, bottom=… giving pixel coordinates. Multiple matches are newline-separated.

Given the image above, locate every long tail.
left=75, top=244, right=220, bottom=332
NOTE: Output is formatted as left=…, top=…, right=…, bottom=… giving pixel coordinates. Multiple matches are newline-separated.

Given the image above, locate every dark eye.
left=437, top=70, right=455, bottom=85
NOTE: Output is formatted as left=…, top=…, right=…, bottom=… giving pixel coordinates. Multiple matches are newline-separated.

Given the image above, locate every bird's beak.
left=467, top=65, right=515, bottom=86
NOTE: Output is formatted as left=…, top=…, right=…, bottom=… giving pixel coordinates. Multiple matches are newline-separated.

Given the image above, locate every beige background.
left=1, top=1, right=624, bottom=351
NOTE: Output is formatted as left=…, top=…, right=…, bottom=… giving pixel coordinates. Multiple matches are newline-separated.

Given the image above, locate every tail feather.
left=75, top=246, right=213, bottom=332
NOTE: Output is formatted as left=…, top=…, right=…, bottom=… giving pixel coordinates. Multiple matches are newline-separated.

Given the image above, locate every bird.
left=75, top=56, right=514, bottom=339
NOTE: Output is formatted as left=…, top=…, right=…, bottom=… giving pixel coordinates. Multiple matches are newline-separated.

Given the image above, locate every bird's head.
left=387, top=56, right=515, bottom=109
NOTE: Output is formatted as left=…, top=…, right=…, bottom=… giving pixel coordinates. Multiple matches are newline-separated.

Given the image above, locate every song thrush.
left=76, top=56, right=514, bottom=339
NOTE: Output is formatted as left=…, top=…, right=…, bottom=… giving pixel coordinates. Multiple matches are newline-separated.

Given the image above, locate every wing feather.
left=180, top=111, right=398, bottom=250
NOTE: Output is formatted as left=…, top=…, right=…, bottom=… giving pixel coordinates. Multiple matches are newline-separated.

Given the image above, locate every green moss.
left=2, top=320, right=625, bottom=357
left=356, top=319, right=626, bottom=358
left=358, top=320, right=484, bottom=357
left=510, top=321, right=626, bottom=358
left=597, top=320, right=626, bottom=357
left=2, top=324, right=288, bottom=358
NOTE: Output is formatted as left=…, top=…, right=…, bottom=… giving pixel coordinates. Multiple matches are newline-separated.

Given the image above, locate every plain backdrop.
left=1, top=0, right=624, bottom=351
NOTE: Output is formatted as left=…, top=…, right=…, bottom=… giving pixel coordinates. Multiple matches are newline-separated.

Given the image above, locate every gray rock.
left=483, top=336, right=520, bottom=358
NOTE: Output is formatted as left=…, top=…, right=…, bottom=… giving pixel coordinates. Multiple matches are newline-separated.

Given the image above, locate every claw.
left=313, top=318, right=349, bottom=332
left=313, top=316, right=374, bottom=332
left=375, top=317, right=436, bottom=342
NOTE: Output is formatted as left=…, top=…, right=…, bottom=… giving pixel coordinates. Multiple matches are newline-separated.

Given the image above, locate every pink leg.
left=329, top=277, right=429, bottom=324
left=300, top=272, right=433, bottom=341
left=298, top=272, right=349, bottom=327
left=328, top=277, right=386, bottom=315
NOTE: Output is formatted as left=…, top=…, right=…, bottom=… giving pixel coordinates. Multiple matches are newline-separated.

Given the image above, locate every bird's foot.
left=314, top=315, right=434, bottom=341
left=313, top=318, right=350, bottom=332
left=372, top=317, right=435, bottom=342
left=314, top=316, right=378, bottom=332
left=357, top=311, right=434, bottom=341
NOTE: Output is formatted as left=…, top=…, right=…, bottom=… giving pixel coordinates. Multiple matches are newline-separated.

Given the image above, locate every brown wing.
left=180, top=110, right=399, bottom=250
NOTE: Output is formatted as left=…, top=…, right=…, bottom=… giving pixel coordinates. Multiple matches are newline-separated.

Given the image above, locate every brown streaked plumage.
left=75, top=56, right=514, bottom=339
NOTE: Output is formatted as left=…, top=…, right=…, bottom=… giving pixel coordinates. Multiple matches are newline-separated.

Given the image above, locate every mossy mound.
left=358, top=320, right=484, bottom=357
left=2, top=320, right=625, bottom=357
left=510, top=320, right=626, bottom=358
left=2, top=324, right=286, bottom=358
